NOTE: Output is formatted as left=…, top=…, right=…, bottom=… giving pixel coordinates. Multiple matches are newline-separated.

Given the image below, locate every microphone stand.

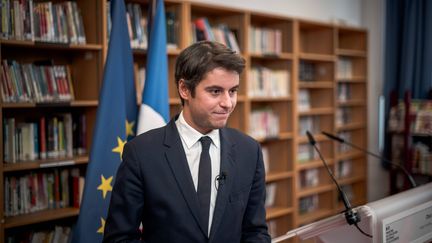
left=321, top=131, right=417, bottom=188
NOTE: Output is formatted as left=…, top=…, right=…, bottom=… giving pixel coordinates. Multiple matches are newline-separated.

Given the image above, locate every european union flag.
left=72, top=0, right=136, bottom=242
left=137, top=0, right=169, bottom=135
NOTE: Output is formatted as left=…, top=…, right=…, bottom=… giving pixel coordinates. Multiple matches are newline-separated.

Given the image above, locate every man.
left=103, top=41, right=270, bottom=243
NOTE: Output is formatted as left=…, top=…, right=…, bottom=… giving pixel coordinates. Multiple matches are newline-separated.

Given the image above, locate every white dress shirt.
left=175, top=112, right=221, bottom=235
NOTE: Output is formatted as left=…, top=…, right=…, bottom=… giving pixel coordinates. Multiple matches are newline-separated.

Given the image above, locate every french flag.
left=137, top=0, right=169, bottom=135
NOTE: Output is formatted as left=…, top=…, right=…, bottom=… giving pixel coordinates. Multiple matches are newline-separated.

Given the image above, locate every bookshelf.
left=0, top=1, right=367, bottom=242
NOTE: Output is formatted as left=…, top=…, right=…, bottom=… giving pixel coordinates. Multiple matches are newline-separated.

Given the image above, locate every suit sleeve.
left=241, top=142, right=271, bottom=243
left=103, top=142, right=144, bottom=243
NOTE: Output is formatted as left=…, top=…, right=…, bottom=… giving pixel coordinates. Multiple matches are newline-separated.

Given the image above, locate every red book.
left=39, top=117, right=46, bottom=159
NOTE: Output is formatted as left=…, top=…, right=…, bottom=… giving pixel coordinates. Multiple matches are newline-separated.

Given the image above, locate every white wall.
left=189, top=0, right=388, bottom=201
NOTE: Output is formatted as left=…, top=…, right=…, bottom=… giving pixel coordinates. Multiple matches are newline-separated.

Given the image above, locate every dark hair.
left=175, top=41, right=245, bottom=105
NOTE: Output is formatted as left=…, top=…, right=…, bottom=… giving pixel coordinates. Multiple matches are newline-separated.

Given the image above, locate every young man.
left=103, top=41, right=270, bottom=243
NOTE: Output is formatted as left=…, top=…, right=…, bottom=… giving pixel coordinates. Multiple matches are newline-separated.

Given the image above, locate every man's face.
left=179, top=67, right=239, bottom=134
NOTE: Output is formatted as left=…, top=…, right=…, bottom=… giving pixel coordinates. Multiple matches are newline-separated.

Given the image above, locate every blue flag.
left=137, top=0, right=169, bottom=135
left=72, top=0, right=136, bottom=242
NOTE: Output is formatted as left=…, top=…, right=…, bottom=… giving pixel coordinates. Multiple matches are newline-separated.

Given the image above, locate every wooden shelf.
left=298, top=53, right=335, bottom=62
left=249, top=96, right=293, bottom=102
left=338, top=175, right=365, bottom=185
left=0, top=39, right=102, bottom=51
left=336, top=151, right=364, bottom=160
left=298, top=134, right=328, bottom=144
left=132, top=47, right=181, bottom=56
left=336, top=77, right=366, bottom=82
left=1, top=100, right=98, bottom=108
left=298, top=107, right=334, bottom=116
left=299, top=81, right=333, bottom=89
left=3, top=156, right=89, bottom=172
left=297, top=184, right=334, bottom=198
left=249, top=52, right=294, bottom=60
left=297, top=159, right=334, bottom=170
left=337, top=100, right=366, bottom=106
left=266, top=207, right=294, bottom=220
left=336, top=49, right=367, bottom=57
left=336, top=122, right=366, bottom=131
left=4, top=207, right=80, bottom=229
left=266, top=171, right=294, bottom=182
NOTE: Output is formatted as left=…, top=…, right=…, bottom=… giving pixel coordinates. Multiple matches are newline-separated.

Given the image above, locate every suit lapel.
left=209, top=128, right=235, bottom=240
left=163, top=118, right=208, bottom=237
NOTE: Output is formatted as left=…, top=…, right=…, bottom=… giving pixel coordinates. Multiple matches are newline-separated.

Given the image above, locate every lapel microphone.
left=306, top=131, right=372, bottom=238
left=321, top=131, right=416, bottom=188
left=215, top=172, right=227, bottom=189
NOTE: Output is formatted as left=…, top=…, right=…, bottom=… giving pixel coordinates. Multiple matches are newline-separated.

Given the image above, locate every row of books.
left=3, top=114, right=87, bottom=163
left=106, top=3, right=178, bottom=49
left=192, top=17, right=240, bottom=53
left=299, top=61, right=318, bottom=82
left=336, top=107, right=352, bottom=126
left=337, top=83, right=353, bottom=101
left=248, top=66, right=290, bottom=98
left=6, top=225, right=72, bottom=243
left=412, top=142, right=432, bottom=175
left=297, top=143, right=318, bottom=163
left=1, top=0, right=86, bottom=44
left=299, top=116, right=320, bottom=136
left=249, top=109, right=280, bottom=140
left=1, top=60, right=75, bottom=103
left=4, top=168, right=84, bottom=217
left=299, top=194, right=318, bottom=214
left=388, top=100, right=432, bottom=134
left=298, top=89, right=311, bottom=112
left=299, top=168, right=319, bottom=188
left=337, top=58, right=354, bottom=79
left=249, top=26, right=282, bottom=55
left=336, top=160, right=353, bottom=178
left=337, top=131, right=352, bottom=153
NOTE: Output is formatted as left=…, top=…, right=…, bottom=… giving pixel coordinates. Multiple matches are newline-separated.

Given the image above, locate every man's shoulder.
left=127, top=125, right=167, bottom=147
left=222, top=127, right=258, bottom=146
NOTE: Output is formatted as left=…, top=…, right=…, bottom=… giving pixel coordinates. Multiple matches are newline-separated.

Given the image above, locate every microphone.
left=216, top=172, right=227, bottom=187
left=321, top=131, right=416, bottom=188
left=306, top=131, right=371, bottom=237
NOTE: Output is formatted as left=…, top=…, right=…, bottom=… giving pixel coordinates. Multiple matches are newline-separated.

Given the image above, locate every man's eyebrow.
left=204, top=84, right=240, bottom=90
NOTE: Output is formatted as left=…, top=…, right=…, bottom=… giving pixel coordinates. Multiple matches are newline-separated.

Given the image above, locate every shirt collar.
left=176, top=111, right=220, bottom=149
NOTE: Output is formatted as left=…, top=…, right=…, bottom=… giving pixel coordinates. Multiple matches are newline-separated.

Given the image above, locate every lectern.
left=272, top=182, right=432, bottom=243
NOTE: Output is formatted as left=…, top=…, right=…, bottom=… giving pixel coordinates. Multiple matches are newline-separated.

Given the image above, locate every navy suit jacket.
left=103, top=117, right=270, bottom=243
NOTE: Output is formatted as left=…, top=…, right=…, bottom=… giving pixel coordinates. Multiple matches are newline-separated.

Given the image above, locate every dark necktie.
left=198, top=136, right=212, bottom=235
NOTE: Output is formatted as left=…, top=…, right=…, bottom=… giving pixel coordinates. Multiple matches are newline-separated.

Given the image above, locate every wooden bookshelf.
left=0, top=0, right=368, bottom=241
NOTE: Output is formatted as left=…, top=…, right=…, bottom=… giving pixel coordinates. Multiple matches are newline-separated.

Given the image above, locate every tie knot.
left=199, top=136, right=212, bottom=151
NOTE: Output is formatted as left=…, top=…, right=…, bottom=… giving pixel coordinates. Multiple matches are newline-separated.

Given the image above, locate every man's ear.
left=178, top=79, right=190, bottom=100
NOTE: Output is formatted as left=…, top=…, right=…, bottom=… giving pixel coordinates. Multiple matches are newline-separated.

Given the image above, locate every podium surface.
left=272, top=182, right=432, bottom=243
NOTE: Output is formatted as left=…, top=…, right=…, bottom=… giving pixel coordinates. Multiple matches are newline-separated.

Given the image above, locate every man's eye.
left=210, top=89, right=221, bottom=95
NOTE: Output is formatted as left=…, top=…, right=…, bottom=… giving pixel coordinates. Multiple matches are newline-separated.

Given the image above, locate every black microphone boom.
left=321, top=131, right=416, bottom=188
left=306, top=131, right=372, bottom=238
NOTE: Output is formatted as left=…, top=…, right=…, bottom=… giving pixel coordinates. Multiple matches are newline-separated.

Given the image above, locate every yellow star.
left=126, top=120, right=135, bottom=137
left=112, top=137, right=127, bottom=160
left=97, top=175, right=113, bottom=199
left=97, top=217, right=106, bottom=234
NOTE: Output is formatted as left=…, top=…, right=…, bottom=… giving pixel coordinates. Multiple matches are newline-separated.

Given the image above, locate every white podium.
left=272, top=182, right=432, bottom=243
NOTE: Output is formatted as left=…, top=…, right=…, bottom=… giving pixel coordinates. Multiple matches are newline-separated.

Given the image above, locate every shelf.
left=298, top=53, right=335, bottom=62
left=298, top=81, right=333, bottom=89
left=297, top=184, right=334, bottom=197
left=249, top=52, right=294, bottom=60
left=297, top=158, right=334, bottom=170
left=337, top=100, right=366, bottom=106
left=336, top=151, right=364, bottom=160
left=255, top=132, right=294, bottom=143
left=1, top=100, right=98, bottom=108
left=0, top=39, right=102, bottom=51
left=249, top=96, right=293, bottom=102
left=336, top=77, right=366, bottom=82
left=298, top=107, right=334, bottom=116
left=336, top=122, right=366, bottom=131
left=298, top=208, right=334, bottom=225
left=297, top=133, right=328, bottom=144
left=266, top=206, right=294, bottom=220
left=4, top=207, right=80, bottom=229
left=266, top=171, right=294, bottom=182
left=3, top=156, right=89, bottom=172
left=336, top=49, right=367, bottom=57
left=338, top=175, right=365, bottom=185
